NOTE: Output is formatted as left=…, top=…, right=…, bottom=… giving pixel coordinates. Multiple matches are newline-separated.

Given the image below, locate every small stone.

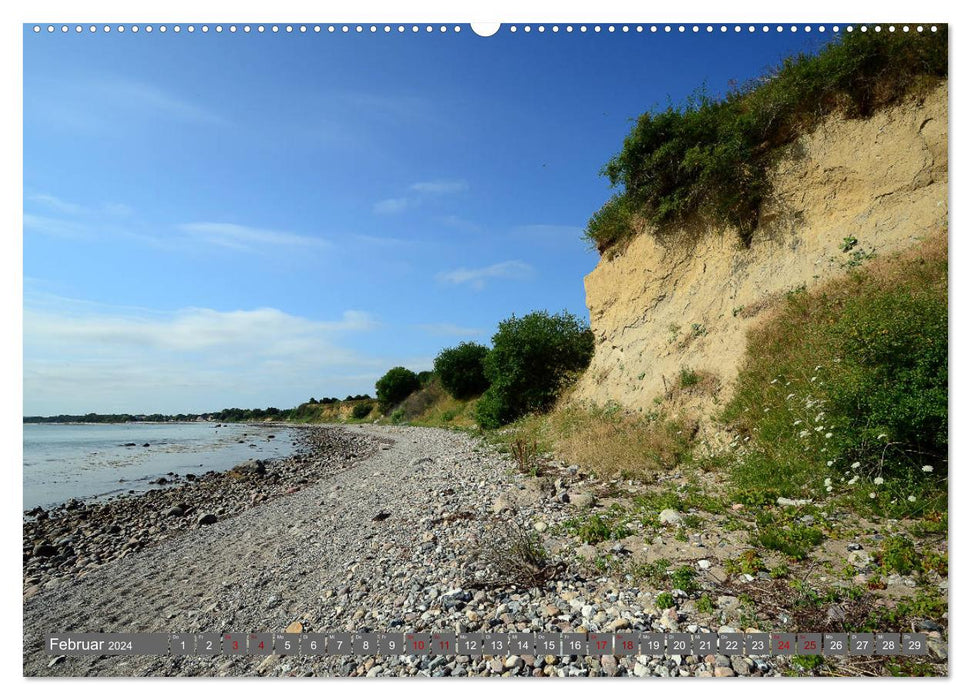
left=605, top=618, right=630, bottom=632
left=32, top=543, right=57, bottom=558
left=731, top=657, right=754, bottom=675
left=659, top=509, right=682, bottom=526
left=285, top=621, right=303, bottom=634
left=714, top=666, right=736, bottom=677
left=197, top=514, right=218, bottom=526
left=570, top=492, right=596, bottom=509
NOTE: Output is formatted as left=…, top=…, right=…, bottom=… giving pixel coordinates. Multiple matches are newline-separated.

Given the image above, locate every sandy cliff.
left=574, top=83, right=948, bottom=414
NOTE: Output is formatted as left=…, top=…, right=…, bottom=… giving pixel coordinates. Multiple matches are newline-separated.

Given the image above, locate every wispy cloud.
left=177, top=222, right=329, bottom=251
left=372, top=198, right=411, bottom=215
left=374, top=178, right=468, bottom=215
left=417, top=323, right=485, bottom=337
left=23, top=213, right=91, bottom=239
left=410, top=180, right=468, bottom=195
left=26, top=193, right=84, bottom=216
left=26, top=192, right=135, bottom=219
left=93, top=79, right=227, bottom=126
left=24, top=303, right=382, bottom=414
left=437, top=260, right=533, bottom=290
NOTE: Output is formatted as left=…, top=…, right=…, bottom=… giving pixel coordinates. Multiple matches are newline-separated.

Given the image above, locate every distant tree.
left=474, top=310, right=594, bottom=428
left=434, top=342, right=490, bottom=399
left=375, top=367, right=421, bottom=410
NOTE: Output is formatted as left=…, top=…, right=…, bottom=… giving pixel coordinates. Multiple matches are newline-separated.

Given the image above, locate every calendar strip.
left=45, top=632, right=929, bottom=657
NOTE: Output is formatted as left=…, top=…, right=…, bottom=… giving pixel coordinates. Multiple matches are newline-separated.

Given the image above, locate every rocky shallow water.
left=25, top=424, right=938, bottom=678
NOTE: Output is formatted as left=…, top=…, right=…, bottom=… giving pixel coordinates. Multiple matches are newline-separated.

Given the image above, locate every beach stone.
left=570, top=492, right=596, bottom=509
left=166, top=506, right=185, bottom=517
left=732, top=657, right=754, bottom=675
left=659, top=509, right=682, bottom=525
left=714, top=666, right=736, bottom=677
left=197, top=514, right=218, bottom=526
left=32, top=543, right=57, bottom=558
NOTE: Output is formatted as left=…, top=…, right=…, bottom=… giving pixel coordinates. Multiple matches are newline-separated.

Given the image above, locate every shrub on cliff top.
left=375, top=366, right=421, bottom=411
left=586, top=28, right=948, bottom=252
left=434, top=342, right=491, bottom=400
left=474, top=310, right=594, bottom=428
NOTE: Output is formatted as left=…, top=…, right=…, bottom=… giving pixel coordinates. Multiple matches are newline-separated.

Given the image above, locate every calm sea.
left=23, top=422, right=299, bottom=510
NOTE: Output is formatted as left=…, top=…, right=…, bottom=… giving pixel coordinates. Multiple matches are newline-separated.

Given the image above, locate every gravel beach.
left=25, top=424, right=786, bottom=677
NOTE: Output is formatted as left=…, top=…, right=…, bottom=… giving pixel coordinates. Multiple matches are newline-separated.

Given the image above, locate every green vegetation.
left=722, top=235, right=947, bottom=504
left=670, top=565, right=699, bottom=594
left=754, top=515, right=825, bottom=560
left=875, top=535, right=921, bottom=575
left=563, top=510, right=632, bottom=544
left=351, top=402, right=373, bottom=420
left=474, top=310, right=594, bottom=428
left=433, top=342, right=491, bottom=399
left=375, top=366, right=422, bottom=411
left=656, top=592, right=676, bottom=609
left=585, top=29, right=947, bottom=252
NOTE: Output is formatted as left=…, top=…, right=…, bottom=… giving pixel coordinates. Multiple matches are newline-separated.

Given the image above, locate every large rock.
left=570, top=492, right=597, bottom=509
left=197, top=513, right=218, bottom=526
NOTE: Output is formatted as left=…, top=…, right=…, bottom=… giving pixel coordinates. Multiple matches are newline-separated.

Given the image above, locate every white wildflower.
left=850, top=461, right=861, bottom=470
left=793, top=420, right=802, bottom=426
left=786, top=393, right=795, bottom=400
left=869, top=492, right=876, bottom=499
left=827, top=460, right=835, bottom=467
left=922, top=465, right=933, bottom=473
left=908, top=495, right=917, bottom=503
left=770, top=379, right=778, bottom=384
left=824, top=478, right=832, bottom=487
left=873, top=477, right=884, bottom=485
left=826, top=486, right=833, bottom=493
left=877, top=433, right=888, bottom=440
left=825, top=432, right=833, bottom=439
left=815, top=426, right=824, bottom=432
left=814, top=365, right=822, bottom=372
left=848, top=476, right=859, bottom=485
left=799, top=430, right=810, bottom=438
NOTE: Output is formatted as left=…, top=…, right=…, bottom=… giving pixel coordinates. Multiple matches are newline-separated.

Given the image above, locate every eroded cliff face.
left=574, top=83, right=948, bottom=415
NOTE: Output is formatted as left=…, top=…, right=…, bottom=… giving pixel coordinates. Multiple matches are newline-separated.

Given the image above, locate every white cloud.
left=94, top=79, right=227, bottom=126
left=23, top=304, right=382, bottom=415
left=410, top=180, right=468, bottom=195
left=374, top=179, right=467, bottom=216
left=23, top=213, right=91, bottom=239
left=417, top=323, right=485, bottom=337
left=437, top=260, right=533, bottom=290
left=26, top=193, right=84, bottom=215
left=372, top=197, right=411, bottom=215
left=177, top=222, right=329, bottom=251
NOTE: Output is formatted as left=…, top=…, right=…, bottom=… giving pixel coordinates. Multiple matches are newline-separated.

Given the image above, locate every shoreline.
left=23, top=425, right=386, bottom=596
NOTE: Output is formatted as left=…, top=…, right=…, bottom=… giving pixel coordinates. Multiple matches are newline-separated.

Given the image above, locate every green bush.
left=351, top=402, right=373, bottom=420
left=474, top=310, right=595, bottom=428
left=434, top=342, right=491, bottom=399
left=586, top=29, right=947, bottom=252
left=723, top=237, right=947, bottom=499
left=375, top=366, right=421, bottom=411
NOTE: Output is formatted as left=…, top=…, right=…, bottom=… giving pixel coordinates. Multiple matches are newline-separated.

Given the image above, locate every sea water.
left=23, top=422, right=299, bottom=510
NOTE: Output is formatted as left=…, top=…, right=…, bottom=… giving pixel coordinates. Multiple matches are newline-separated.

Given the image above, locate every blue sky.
left=23, top=24, right=832, bottom=415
